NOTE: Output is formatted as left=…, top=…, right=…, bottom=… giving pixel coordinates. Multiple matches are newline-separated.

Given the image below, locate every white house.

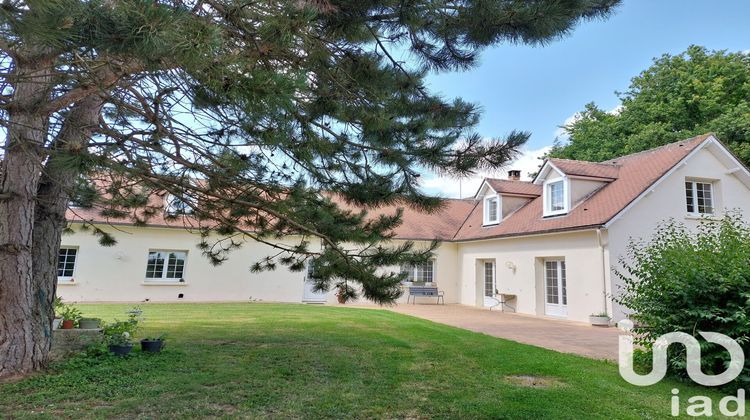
left=57, top=134, right=750, bottom=323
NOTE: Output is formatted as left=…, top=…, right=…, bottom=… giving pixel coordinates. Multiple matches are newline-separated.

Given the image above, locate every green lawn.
left=0, top=303, right=727, bottom=418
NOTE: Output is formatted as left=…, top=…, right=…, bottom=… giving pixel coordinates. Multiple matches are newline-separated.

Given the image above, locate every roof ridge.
left=603, top=133, right=712, bottom=163
left=549, top=157, right=620, bottom=167
left=484, top=178, right=534, bottom=183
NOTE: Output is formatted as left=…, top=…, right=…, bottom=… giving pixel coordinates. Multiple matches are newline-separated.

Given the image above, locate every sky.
left=419, top=0, right=750, bottom=198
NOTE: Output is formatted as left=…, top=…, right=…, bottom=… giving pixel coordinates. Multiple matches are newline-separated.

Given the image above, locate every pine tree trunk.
left=0, top=59, right=53, bottom=380
left=31, top=96, right=103, bottom=364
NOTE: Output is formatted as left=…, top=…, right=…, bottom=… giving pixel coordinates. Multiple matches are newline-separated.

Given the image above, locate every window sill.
left=57, top=281, right=77, bottom=286
left=142, top=281, right=187, bottom=286
left=482, top=221, right=500, bottom=227
left=542, top=213, right=568, bottom=219
left=685, top=214, right=719, bottom=221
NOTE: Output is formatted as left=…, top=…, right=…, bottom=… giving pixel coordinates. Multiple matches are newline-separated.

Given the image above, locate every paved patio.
left=377, top=304, right=622, bottom=360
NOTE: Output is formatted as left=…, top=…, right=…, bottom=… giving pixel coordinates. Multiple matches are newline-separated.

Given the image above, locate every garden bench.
left=407, top=287, right=444, bottom=304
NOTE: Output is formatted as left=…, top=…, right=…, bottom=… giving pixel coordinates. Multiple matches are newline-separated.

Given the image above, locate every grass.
left=0, top=303, right=730, bottom=419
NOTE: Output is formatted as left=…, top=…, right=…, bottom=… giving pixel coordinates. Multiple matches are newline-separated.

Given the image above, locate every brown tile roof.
left=484, top=179, right=542, bottom=197
left=334, top=198, right=478, bottom=240
left=547, top=158, right=620, bottom=180
left=452, top=134, right=712, bottom=241
left=66, top=134, right=714, bottom=242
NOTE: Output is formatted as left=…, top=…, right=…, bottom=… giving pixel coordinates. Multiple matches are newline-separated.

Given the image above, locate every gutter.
left=596, top=228, right=609, bottom=315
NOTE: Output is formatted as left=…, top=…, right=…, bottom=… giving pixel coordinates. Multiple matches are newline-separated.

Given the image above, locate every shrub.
left=616, top=212, right=750, bottom=389
left=101, top=307, right=142, bottom=346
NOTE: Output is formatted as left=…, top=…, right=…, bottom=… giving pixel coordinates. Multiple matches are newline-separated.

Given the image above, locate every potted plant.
left=59, top=305, right=82, bottom=329
left=140, top=334, right=166, bottom=353
left=102, top=307, right=141, bottom=356
left=335, top=284, right=352, bottom=304
left=79, top=317, right=102, bottom=329
left=589, top=312, right=611, bottom=327
left=107, top=332, right=133, bottom=356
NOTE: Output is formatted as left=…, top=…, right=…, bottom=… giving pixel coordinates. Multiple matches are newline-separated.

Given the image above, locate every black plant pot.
left=108, top=343, right=133, bottom=356
left=140, top=339, right=164, bottom=353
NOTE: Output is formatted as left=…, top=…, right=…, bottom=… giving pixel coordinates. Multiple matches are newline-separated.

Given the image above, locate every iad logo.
left=617, top=319, right=747, bottom=417
left=617, top=319, right=745, bottom=387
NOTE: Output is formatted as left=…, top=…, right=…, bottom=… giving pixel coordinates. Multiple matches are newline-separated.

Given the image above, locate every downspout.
left=596, top=228, right=608, bottom=315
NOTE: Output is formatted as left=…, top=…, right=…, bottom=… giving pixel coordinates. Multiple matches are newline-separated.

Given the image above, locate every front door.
left=544, top=260, right=567, bottom=317
left=483, top=261, right=496, bottom=307
left=302, top=262, right=327, bottom=303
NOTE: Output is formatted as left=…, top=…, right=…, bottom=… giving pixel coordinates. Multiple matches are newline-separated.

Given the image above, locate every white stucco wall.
left=607, top=144, right=750, bottom=321
left=57, top=225, right=461, bottom=305
left=57, top=225, right=324, bottom=303
left=454, top=230, right=608, bottom=323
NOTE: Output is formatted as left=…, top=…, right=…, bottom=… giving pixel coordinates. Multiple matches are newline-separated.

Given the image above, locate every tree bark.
left=0, top=58, right=53, bottom=379
left=30, top=96, right=104, bottom=370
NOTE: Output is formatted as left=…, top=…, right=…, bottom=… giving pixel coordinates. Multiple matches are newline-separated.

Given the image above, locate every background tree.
left=550, top=46, right=750, bottom=163
left=0, top=0, right=620, bottom=379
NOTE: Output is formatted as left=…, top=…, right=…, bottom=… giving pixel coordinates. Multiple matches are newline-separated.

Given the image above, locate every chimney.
left=507, top=170, right=521, bottom=181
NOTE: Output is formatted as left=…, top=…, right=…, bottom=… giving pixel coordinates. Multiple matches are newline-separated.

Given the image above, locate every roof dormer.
left=476, top=176, right=541, bottom=225
left=534, top=158, right=619, bottom=217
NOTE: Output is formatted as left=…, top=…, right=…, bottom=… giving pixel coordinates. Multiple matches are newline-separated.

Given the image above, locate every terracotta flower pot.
left=61, top=319, right=75, bottom=329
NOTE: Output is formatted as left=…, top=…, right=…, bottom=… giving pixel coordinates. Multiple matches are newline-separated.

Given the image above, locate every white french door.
left=544, top=260, right=567, bottom=317
left=483, top=261, right=496, bottom=307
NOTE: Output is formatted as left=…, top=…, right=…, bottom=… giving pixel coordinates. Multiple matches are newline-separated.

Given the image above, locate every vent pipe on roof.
left=507, top=170, right=521, bottom=181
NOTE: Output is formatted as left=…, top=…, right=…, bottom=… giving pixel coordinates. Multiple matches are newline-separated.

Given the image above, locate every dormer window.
left=543, top=178, right=569, bottom=217
left=483, top=195, right=500, bottom=225
left=165, top=194, right=194, bottom=216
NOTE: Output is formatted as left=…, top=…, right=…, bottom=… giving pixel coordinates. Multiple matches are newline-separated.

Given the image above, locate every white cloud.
left=553, top=104, right=622, bottom=140
left=420, top=145, right=552, bottom=198
left=608, top=104, right=624, bottom=116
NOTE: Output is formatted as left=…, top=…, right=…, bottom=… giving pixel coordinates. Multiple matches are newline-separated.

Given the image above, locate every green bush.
left=616, top=212, right=750, bottom=390
left=101, top=307, right=142, bottom=346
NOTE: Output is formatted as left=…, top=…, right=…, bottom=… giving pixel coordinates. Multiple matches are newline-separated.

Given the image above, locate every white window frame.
left=165, top=194, right=195, bottom=216
left=483, top=194, right=501, bottom=225
left=400, top=260, right=435, bottom=284
left=144, top=250, right=188, bottom=282
left=544, top=259, right=568, bottom=317
left=543, top=177, right=569, bottom=217
left=685, top=179, right=715, bottom=216
left=57, top=246, right=78, bottom=284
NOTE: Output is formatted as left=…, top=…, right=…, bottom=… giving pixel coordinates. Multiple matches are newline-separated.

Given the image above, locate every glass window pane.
left=486, top=197, right=498, bottom=222
left=145, top=252, right=165, bottom=279
left=165, top=252, right=186, bottom=279
left=484, top=262, right=494, bottom=297
left=696, top=182, right=713, bottom=214
left=685, top=182, right=695, bottom=213
left=57, top=247, right=77, bottom=279
left=549, top=182, right=565, bottom=212
left=545, top=261, right=559, bottom=304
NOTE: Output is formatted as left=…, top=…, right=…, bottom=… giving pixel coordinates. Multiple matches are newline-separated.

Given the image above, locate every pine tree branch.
left=41, top=62, right=142, bottom=115
left=0, top=39, right=18, bottom=60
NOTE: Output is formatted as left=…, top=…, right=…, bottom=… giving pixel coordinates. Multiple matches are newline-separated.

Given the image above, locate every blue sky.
left=420, top=1, right=750, bottom=198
